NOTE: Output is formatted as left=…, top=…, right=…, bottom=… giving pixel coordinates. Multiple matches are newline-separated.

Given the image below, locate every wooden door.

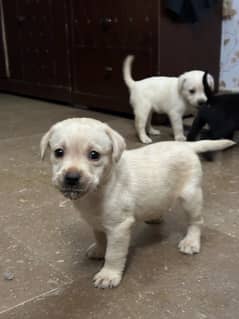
left=69, top=0, right=157, bottom=113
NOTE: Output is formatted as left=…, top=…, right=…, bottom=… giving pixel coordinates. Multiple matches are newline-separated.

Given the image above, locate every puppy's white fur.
left=41, top=118, right=234, bottom=288
left=123, top=55, right=214, bottom=144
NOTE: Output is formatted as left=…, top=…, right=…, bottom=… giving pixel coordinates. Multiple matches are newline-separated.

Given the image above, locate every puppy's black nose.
left=64, top=171, right=81, bottom=186
left=198, top=100, right=206, bottom=106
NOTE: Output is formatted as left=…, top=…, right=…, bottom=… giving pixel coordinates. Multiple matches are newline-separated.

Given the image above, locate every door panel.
left=72, top=47, right=152, bottom=94
left=70, top=0, right=157, bottom=111
left=3, top=0, right=70, bottom=87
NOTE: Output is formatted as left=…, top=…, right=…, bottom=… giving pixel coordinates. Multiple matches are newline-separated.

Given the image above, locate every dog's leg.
left=86, top=230, right=106, bottom=259
left=178, top=187, right=203, bottom=255
left=199, top=130, right=215, bottom=161
left=147, top=112, right=161, bottom=136
left=93, top=216, right=135, bottom=288
left=134, top=104, right=152, bottom=144
left=187, top=113, right=206, bottom=141
left=169, top=111, right=186, bottom=141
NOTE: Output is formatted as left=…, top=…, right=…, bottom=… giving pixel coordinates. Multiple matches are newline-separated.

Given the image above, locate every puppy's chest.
left=134, top=195, right=175, bottom=221
left=74, top=195, right=131, bottom=231
left=74, top=200, right=104, bottom=230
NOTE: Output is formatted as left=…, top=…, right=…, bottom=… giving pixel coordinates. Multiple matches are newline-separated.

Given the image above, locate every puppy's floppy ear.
left=40, top=128, right=53, bottom=160
left=203, top=71, right=214, bottom=100
left=207, top=73, right=215, bottom=91
left=105, top=125, right=126, bottom=162
left=178, top=73, right=187, bottom=92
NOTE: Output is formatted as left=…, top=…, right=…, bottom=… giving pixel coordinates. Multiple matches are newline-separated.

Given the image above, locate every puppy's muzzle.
left=197, top=99, right=207, bottom=107
left=61, top=169, right=85, bottom=200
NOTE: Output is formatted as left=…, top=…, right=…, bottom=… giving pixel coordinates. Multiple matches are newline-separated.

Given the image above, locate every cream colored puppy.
left=123, top=55, right=214, bottom=144
left=40, top=118, right=234, bottom=289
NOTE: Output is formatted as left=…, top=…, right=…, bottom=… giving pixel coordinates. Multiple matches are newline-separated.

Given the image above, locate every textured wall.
left=220, top=0, right=239, bottom=90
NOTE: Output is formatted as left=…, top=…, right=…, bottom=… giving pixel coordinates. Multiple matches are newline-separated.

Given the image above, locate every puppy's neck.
left=99, top=159, right=124, bottom=190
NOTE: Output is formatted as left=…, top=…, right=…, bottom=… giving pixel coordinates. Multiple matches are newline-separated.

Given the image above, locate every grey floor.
left=0, top=93, right=239, bottom=319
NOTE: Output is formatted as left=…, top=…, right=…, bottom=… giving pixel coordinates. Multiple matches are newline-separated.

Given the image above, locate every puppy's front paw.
left=140, top=135, right=152, bottom=144
left=86, top=243, right=105, bottom=260
left=175, top=135, right=186, bottom=142
left=178, top=237, right=200, bottom=255
left=93, top=268, right=122, bottom=288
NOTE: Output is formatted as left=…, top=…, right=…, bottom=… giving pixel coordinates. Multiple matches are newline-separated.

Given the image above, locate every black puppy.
left=187, top=72, right=239, bottom=160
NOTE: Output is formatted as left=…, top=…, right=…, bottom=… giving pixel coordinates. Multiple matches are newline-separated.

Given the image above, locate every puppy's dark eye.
left=88, top=150, right=100, bottom=161
left=54, top=148, right=64, bottom=158
left=189, top=89, right=195, bottom=94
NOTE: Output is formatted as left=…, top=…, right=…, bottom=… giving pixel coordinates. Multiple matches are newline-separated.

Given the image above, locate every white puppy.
left=40, top=118, right=234, bottom=289
left=123, top=55, right=214, bottom=144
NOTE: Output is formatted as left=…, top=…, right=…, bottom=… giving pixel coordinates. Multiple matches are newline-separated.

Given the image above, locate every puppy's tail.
left=187, top=140, right=236, bottom=153
left=123, top=55, right=135, bottom=88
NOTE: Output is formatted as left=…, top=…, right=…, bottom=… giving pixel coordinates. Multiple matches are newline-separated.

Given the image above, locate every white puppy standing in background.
left=123, top=55, right=214, bottom=144
left=40, top=118, right=234, bottom=289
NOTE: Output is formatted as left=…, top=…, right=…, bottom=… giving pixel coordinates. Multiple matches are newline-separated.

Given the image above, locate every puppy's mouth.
left=60, top=187, right=88, bottom=200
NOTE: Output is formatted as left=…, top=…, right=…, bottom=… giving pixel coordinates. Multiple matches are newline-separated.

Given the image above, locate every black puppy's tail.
left=202, top=71, right=213, bottom=102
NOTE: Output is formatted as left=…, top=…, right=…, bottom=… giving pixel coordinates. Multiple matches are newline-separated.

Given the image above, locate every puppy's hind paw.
left=178, top=237, right=200, bottom=255
left=93, top=268, right=122, bottom=288
left=140, top=135, right=152, bottom=144
left=149, top=127, right=161, bottom=136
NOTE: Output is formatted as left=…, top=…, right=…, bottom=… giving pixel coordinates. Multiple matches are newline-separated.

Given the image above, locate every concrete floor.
left=0, top=93, right=239, bottom=319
